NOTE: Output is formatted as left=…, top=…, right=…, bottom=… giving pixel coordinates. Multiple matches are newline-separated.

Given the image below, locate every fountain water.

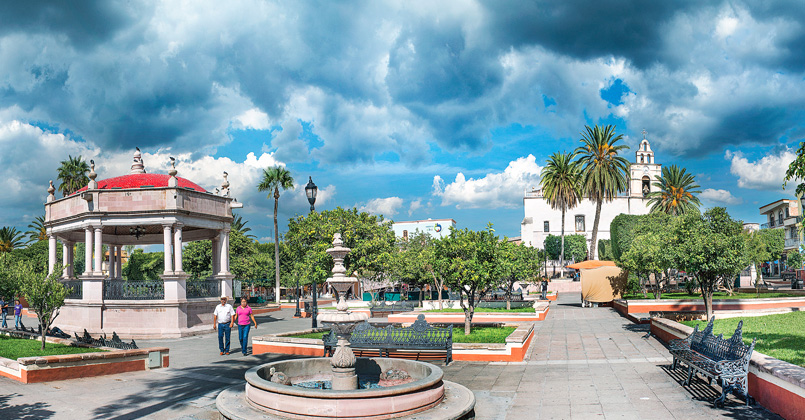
left=216, top=233, right=475, bottom=419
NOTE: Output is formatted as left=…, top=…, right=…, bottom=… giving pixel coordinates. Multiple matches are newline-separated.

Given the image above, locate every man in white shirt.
left=213, top=296, right=236, bottom=355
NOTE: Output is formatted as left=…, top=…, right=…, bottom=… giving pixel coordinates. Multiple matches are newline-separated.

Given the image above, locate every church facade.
left=520, top=137, right=661, bottom=259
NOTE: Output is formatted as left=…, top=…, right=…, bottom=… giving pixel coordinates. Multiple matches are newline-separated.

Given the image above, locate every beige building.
left=759, top=199, right=802, bottom=275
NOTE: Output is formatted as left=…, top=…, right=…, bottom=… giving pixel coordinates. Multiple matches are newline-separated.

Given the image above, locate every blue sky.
left=1, top=1, right=804, bottom=242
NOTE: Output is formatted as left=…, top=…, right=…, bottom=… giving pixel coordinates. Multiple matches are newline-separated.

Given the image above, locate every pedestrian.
left=14, top=299, right=23, bottom=329
left=0, top=297, right=7, bottom=328
left=541, top=278, right=548, bottom=300
left=235, top=298, right=258, bottom=355
left=213, top=296, right=235, bottom=355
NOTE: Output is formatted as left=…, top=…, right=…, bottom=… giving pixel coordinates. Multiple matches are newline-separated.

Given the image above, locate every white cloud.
left=233, top=108, right=271, bottom=130
left=432, top=155, right=542, bottom=209
left=359, top=197, right=404, bottom=217
left=726, top=149, right=796, bottom=191
left=408, top=199, right=423, bottom=216
left=700, top=188, right=743, bottom=205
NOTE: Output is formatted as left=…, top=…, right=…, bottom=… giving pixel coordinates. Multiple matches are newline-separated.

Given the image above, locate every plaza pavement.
left=0, top=295, right=782, bottom=420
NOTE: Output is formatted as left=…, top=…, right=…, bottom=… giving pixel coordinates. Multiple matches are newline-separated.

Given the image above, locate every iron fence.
left=186, top=279, right=221, bottom=298
left=104, top=280, right=165, bottom=300
left=63, top=280, right=82, bottom=299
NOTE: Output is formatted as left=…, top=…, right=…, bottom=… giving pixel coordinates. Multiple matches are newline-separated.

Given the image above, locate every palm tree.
left=231, top=214, right=257, bottom=239
left=574, top=124, right=631, bottom=260
left=26, top=215, right=47, bottom=243
left=540, top=152, right=582, bottom=271
left=57, top=155, right=90, bottom=196
left=647, top=165, right=702, bottom=215
left=0, top=227, right=26, bottom=252
left=257, top=166, right=294, bottom=304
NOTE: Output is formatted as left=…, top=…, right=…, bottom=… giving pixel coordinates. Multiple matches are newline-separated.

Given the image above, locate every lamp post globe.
left=305, top=176, right=318, bottom=212
left=303, top=176, right=319, bottom=326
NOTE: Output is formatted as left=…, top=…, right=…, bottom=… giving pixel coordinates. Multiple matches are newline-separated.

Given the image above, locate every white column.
left=116, top=246, right=123, bottom=280
left=173, top=224, right=184, bottom=273
left=109, top=244, right=117, bottom=280
left=84, top=227, right=93, bottom=275
left=163, top=224, right=173, bottom=274
left=48, top=235, right=57, bottom=275
left=220, top=229, right=230, bottom=275
left=94, top=226, right=103, bottom=274
left=64, top=241, right=74, bottom=278
left=211, top=236, right=220, bottom=276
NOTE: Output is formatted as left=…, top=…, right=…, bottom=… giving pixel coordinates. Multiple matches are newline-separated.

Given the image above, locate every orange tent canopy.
left=566, top=260, right=617, bottom=270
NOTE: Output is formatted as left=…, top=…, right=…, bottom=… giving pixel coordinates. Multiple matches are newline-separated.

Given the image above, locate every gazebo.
left=44, top=149, right=241, bottom=338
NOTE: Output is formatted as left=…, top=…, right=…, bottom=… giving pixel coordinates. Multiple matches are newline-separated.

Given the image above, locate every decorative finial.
left=220, top=171, right=230, bottom=196
left=88, top=159, right=98, bottom=189
left=332, top=232, right=343, bottom=247
left=642, top=129, right=647, bottom=140
left=167, top=157, right=178, bottom=187
left=47, top=180, right=56, bottom=202
left=130, top=148, right=146, bottom=174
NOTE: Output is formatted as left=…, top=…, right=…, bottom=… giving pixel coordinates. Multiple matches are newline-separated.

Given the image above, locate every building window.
left=544, top=221, right=549, bottom=232
left=779, top=211, right=784, bottom=225
left=786, top=207, right=790, bottom=218
left=642, top=176, right=650, bottom=197
left=402, top=230, right=408, bottom=240
left=575, top=215, right=585, bottom=232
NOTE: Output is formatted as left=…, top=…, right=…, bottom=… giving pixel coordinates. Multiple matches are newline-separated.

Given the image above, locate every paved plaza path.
left=0, top=295, right=783, bottom=419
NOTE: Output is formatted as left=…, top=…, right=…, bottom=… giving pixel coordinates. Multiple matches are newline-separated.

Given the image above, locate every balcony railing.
left=187, top=280, right=221, bottom=299
left=104, top=280, right=165, bottom=300
left=63, top=280, right=82, bottom=299
left=761, top=222, right=773, bottom=229
left=785, top=238, right=801, bottom=249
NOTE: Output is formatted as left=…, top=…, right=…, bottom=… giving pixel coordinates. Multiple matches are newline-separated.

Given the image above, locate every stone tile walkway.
left=443, top=295, right=780, bottom=419
left=0, top=296, right=783, bottom=419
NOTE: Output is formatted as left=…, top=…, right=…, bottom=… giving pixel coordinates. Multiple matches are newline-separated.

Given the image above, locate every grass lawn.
left=680, top=311, right=805, bottom=368
left=422, top=307, right=536, bottom=313
left=284, top=326, right=517, bottom=344
left=0, top=335, right=106, bottom=360
left=624, top=292, right=802, bottom=300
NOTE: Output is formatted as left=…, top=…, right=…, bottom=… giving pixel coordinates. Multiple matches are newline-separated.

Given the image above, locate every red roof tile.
left=75, top=174, right=206, bottom=194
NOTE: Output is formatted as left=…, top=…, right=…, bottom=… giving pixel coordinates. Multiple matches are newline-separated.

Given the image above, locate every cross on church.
left=642, top=129, right=647, bottom=139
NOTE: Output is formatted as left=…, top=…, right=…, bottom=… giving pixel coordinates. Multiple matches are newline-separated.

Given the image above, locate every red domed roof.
left=75, top=174, right=207, bottom=193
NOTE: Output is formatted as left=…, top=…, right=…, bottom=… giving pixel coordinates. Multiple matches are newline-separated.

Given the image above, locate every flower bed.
left=389, top=302, right=550, bottom=324
left=613, top=295, right=805, bottom=323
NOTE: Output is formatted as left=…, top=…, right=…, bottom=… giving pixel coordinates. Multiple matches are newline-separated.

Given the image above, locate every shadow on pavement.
left=90, top=352, right=304, bottom=419
left=658, top=365, right=782, bottom=420
left=0, top=393, right=55, bottom=419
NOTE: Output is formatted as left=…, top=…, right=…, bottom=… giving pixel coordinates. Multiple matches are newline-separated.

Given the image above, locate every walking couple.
left=213, top=296, right=257, bottom=355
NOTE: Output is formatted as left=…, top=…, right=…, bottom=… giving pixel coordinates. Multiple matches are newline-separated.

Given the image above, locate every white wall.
left=392, top=219, right=455, bottom=239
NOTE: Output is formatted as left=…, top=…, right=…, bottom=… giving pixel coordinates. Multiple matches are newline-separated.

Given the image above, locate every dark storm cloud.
left=482, top=0, right=699, bottom=68
left=0, top=1, right=134, bottom=48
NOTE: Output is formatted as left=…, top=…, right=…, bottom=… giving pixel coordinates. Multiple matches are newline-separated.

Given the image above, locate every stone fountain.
left=317, top=233, right=367, bottom=390
left=216, top=233, right=475, bottom=419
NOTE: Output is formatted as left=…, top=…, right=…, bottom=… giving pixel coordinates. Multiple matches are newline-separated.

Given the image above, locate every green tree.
left=783, top=140, right=805, bottom=197
left=787, top=250, right=803, bottom=271
left=597, top=239, right=613, bottom=261
left=543, top=234, right=587, bottom=262
left=745, top=229, right=784, bottom=294
left=0, top=253, right=21, bottom=301
left=574, top=125, right=630, bottom=260
left=610, top=214, right=641, bottom=262
left=26, top=216, right=47, bottom=244
left=496, top=241, right=542, bottom=309
left=56, top=155, right=90, bottom=197
left=435, top=225, right=498, bottom=335
left=257, top=166, right=294, bottom=304
left=18, top=263, right=68, bottom=350
left=673, top=208, right=747, bottom=319
left=0, top=227, right=26, bottom=252
left=123, top=249, right=163, bottom=281
left=183, top=230, right=263, bottom=280
left=647, top=165, right=702, bottom=215
left=284, top=207, right=396, bottom=299
left=540, top=151, right=582, bottom=269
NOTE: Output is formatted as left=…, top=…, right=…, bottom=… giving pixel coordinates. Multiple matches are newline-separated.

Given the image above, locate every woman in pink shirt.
left=235, top=298, right=258, bottom=355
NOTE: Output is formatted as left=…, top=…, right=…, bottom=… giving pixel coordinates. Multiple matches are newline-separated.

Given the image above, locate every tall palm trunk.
left=273, top=188, right=280, bottom=304
left=560, top=208, right=566, bottom=275
left=589, top=199, right=602, bottom=260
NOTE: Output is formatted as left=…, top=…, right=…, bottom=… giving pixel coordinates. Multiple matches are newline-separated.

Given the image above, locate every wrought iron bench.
left=323, top=315, right=452, bottom=364
left=668, top=317, right=755, bottom=407
left=368, top=301, right=415, bottom=318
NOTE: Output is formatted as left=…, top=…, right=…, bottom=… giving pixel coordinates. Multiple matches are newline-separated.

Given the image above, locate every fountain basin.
left=217, top=358, right=475, bottom=420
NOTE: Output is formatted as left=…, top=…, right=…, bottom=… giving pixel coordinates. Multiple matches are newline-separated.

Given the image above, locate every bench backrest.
left=690, top=319, right=754, bottom=363
left=323, top=314, right=452, bottom=349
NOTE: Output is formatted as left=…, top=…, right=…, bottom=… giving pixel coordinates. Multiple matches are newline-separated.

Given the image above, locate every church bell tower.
left=629, top=130, right=662, bottom=198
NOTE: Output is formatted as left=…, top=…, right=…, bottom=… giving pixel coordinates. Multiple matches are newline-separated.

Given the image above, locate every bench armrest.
left=668, top=338, right=691, bottom=352
left=714, top=358, right=749, bottom=376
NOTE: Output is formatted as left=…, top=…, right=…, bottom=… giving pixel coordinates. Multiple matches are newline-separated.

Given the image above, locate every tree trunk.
left=431, top=272, right=443, bottom=310
left=560, top=208, right=565, bottom=276
left=506, top=284, right=511, bottom=310
left=40, top=317, right=47, bottom=350
left=589, top=199, right=602, bottom=260
left=273, top=189, right=280, bottom=304
left=703, top=288, right=714, bottom=320
left=459, top=291, right=473, bottom=335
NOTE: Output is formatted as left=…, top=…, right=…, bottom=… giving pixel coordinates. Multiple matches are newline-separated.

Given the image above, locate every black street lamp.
left=304, top=177, right=319, bottom=327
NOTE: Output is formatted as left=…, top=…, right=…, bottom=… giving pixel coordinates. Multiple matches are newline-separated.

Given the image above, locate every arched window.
left=575, top=215, right=585, bottom=232
left=402, top=230, right=408, bottom=240
left=642, top=176, right=650, bottom=197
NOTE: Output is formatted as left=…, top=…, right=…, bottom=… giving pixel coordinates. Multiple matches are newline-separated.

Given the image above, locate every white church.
left=520, top=136, right=661, bottom=259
